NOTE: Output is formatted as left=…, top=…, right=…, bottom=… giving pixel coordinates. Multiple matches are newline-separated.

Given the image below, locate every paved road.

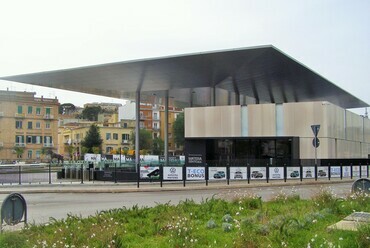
left=0, top=182, right=354, bottom=227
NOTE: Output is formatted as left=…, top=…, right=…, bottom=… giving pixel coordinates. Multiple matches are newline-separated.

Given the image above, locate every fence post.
left=266, top=163, right=269, bottom=183
left=18, top=165, right=21, bottom=185
left=183, top=165, right=186, bottom=187
left=137, top=163, right=140, bottom=188
left=247, top=163, right=250, bottom=184
left=227, top=163, right=230, bottom=185
left=350, top=163, right=353, bottom=179
left=160, top=163, right=163, bottom=188
left=80, top=163, right=84, bottom=184
left=284, top=164, right=287, bottom=182
left=205, top=163, right=208, bottom=186
left=340, top=163, right=343, bottom=180
left=328, top=163, right=331, bottom=181
left=49, top=161, right=52, bottom=184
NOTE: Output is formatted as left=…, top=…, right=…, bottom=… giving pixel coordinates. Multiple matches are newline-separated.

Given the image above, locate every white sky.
left=0, top=0, right=369, bottom=113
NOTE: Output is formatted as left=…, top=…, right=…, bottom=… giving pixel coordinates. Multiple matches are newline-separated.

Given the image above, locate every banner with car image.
left=209, top=167, right=227, bottom=180
left=303, top=167, right=315, bottom=179
left=250, top=167, right=266, bottom=179
left=342, top=166, right=351, bottom=178
left=140, top=166, right=160, bottom=179
left=287, top=167, right=301, bottom=179
left=330, top=166, right=341, bottom=178
left=317, top=166, right=328, bottom=178
left=352, top=166, right=360, bottom=178
left=230, top=167, right=247, bottom=180
left=269, top=167, right=284, bottom=179
left=361, top=166, right=368, bottom=177
left=163, top=167, right=183, bottom=180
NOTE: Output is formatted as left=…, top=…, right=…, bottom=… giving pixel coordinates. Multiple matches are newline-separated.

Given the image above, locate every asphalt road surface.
left=0, top=182, right=355, bottom=227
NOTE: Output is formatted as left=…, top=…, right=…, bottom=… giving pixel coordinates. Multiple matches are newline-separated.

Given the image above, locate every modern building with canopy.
left=2, top=45, right=369, bottom=169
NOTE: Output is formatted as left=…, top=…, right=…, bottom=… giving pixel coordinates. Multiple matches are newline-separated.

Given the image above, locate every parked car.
left=214, top=171, right=226, bottom=179
left=290, top=171, right=299, bottom=178
left=234, top=171, right=243, bottom=179
left=251, top=171, right=263, bottom=178
left=318, top=170, right=327, bottom=177
left=305, top=170, right=312, bottom=178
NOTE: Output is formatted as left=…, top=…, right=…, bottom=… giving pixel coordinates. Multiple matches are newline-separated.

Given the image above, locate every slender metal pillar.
left=164, top=91, right=169, bottom=166
left=135, top=92, right=140, bottom=173
left=212, top=86, right=216, bottom=106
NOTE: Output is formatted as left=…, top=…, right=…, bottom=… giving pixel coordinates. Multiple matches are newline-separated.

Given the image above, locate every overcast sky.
left=0, top=0, right=369, bottom=113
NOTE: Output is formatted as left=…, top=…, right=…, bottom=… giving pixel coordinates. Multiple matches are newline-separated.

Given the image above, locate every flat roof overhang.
left=1, top=45, right=368, bottom=108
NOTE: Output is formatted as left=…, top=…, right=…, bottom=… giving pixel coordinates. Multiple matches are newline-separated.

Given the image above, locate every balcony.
left=121, top=140, right=129, bottom=144
left=43, top=114, right=54, bottom=119
left=14, top=143, right=26, bottom=147
left=43, top=143, right=54, bottom=147
left=15, top=113, right=25, bottom=118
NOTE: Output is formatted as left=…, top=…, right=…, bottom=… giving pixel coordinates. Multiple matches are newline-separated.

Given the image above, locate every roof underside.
left=1, top=45, right=367, bottom=108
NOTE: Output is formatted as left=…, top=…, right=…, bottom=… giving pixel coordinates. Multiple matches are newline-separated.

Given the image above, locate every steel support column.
left=164, top=91, right=169, bottom=166
left=135, top=91, right=140, bottom=172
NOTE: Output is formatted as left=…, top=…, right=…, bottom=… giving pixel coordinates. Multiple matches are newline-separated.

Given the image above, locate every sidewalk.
left=0, top=178, right=356, bottom=194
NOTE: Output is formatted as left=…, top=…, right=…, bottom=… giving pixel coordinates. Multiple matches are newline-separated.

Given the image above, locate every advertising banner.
left=163, top=167, right=183, bottom=180
left=303, top=167, right=315, bottom=179
left=330, top=166, right=341, bottom=178
left=269, top=167, right=284, bottom=179
left=361, top=166, right=368, bottom=177
left=352, top=166, right=360, bottom=178
left=112, top=155, right=125, bottom=162
left=209, top=167, right=227, bottom=180
left=250, top=167, right=266, bottom=180
left=342, top=166, right=351, bottom=178
left=287, top=167, right=300, bottom=179
left=317, top=166, right=328, bottom=178
left=186, top=167, right=205, bottom=180
left=230, top=167, right=247, bottom=180
left=187, top=154, right=204, bottom=165
left=84, top=153, right=101, bottom=162
left=140, top=166, right=159, bottom=179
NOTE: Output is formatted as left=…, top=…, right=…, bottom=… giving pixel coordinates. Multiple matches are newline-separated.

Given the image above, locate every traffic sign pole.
left=311, top=125, right=321, bottom=181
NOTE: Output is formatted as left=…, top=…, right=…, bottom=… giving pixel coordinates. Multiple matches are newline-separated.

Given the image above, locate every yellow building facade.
left=0, top=90, right=59, bottom=163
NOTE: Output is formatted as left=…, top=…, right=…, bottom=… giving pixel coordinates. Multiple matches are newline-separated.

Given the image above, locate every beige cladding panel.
left=346, top=110, right=364, bottom=142
left=283, top=102, right=326, bottom=137
left=324, top=103, right=345, bottom=140
left=336, top=139, right=362, bottom=158
left=185, top=106, right=241, bottom=138
left=365, top=118, right=370, bottom=143
left=299, top=137, right=332, bottom=159
left=248, top=104, right=276, bottom=136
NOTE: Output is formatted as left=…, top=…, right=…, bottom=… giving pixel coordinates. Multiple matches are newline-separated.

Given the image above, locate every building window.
left=113, top=133, right=118, bottom=140
left=140, top=122, right=145, bottom=128
left=36, top=150, right=41, bottom=159
left=154, top=122, right=158, bottom=129
left=122, top=134, right=129, bottom=141
left=154, top=133, right=158, bottom=138
left=15, top=120, right=23, bottom=129
left=106, top=147, right=113, bottom=154
left=15, top=135, right=24, bottom=144
left=45, top=121, right=51, bottom=129
left=106, top=133, right=111, bottom=140
left=154, top=113, right=158, bottom=120
left=17, top=105, right=23, bottom=114
left=28, top=121, right=32, bottom=129
left=28, top=150, right=32, bottom=159
left=123, top=123, right=128, bottom=128
left=45, top=108, right=51, bottom=115
left=44, top=136, right=52, bottom=145
left=36, top=107, right=41, bottom=115
left=27, top=136, right=32, bottom=144
left=36, top=122, right=41, bottom=129
left=28, top=106, right=33, bottom=114
left=36, top=136, right=42, bottom=144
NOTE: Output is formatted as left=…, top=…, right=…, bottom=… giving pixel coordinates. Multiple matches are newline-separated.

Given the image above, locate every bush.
left=222, top=223, right=233, bottom=232
left=222, top=214, right=233, bottom=223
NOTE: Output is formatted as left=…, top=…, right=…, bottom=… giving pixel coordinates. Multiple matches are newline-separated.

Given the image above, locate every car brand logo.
left=170, top=167, right=176, bottom=173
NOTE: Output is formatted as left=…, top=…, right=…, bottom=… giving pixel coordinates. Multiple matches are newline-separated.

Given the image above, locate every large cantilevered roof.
left=1, top=45, right=368, bottom=108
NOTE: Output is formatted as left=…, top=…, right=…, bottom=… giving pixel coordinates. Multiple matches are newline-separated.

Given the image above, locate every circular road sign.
left=352, top=178, right=370, bottom=194
left=312, top=137, right=320, bottom=148
left=1, top=193, right=27, bottom=225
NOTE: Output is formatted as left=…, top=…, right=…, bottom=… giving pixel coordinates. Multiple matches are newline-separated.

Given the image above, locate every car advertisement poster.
left=84, top=153, right=101, bottom=162
left=186, top=167, right=206, bottom=180
left=287, top=167, right=300, bottom=179
left=303, top=167, right=315, bottom=179
left=361, top=166, right=368, bottom=177
left=230, top=167, right=247, bottom=180
left=163, top=167, right=183, bottom=180
left=352, top=166, right=360, bottom=178
left=112, top=155, right=125, bottom=162
left=342, top=166, right=351, bottom=178
left=209, top=167, right=227, bottom=180
left=317, top=166, right=328, bottom=178
left=330, top=166, right=341, bottom=178
left=140, top=166, right=160, bottom=179
left=269, top=167, right=284, bottom=179
left=250, top=167, right=266, bottom=179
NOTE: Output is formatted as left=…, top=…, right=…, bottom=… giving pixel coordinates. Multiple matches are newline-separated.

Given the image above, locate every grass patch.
left=1, top=187, right=369, bottom=247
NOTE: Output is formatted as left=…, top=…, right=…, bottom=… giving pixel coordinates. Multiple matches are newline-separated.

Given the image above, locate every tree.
left=81, top=106, right=102, bottom=121
left=130, top=129, right=153, bottom=151
left=59, top=103, right=76, bottom=115
left=66, top=145, right=75, bottom=161
left=152, top=137, right=164, bottom=155
left=81, top=124, right=103, bottom=153
left=173, top=112, right=185, bottom=146
left=13, top=146, right=25, bottom=160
